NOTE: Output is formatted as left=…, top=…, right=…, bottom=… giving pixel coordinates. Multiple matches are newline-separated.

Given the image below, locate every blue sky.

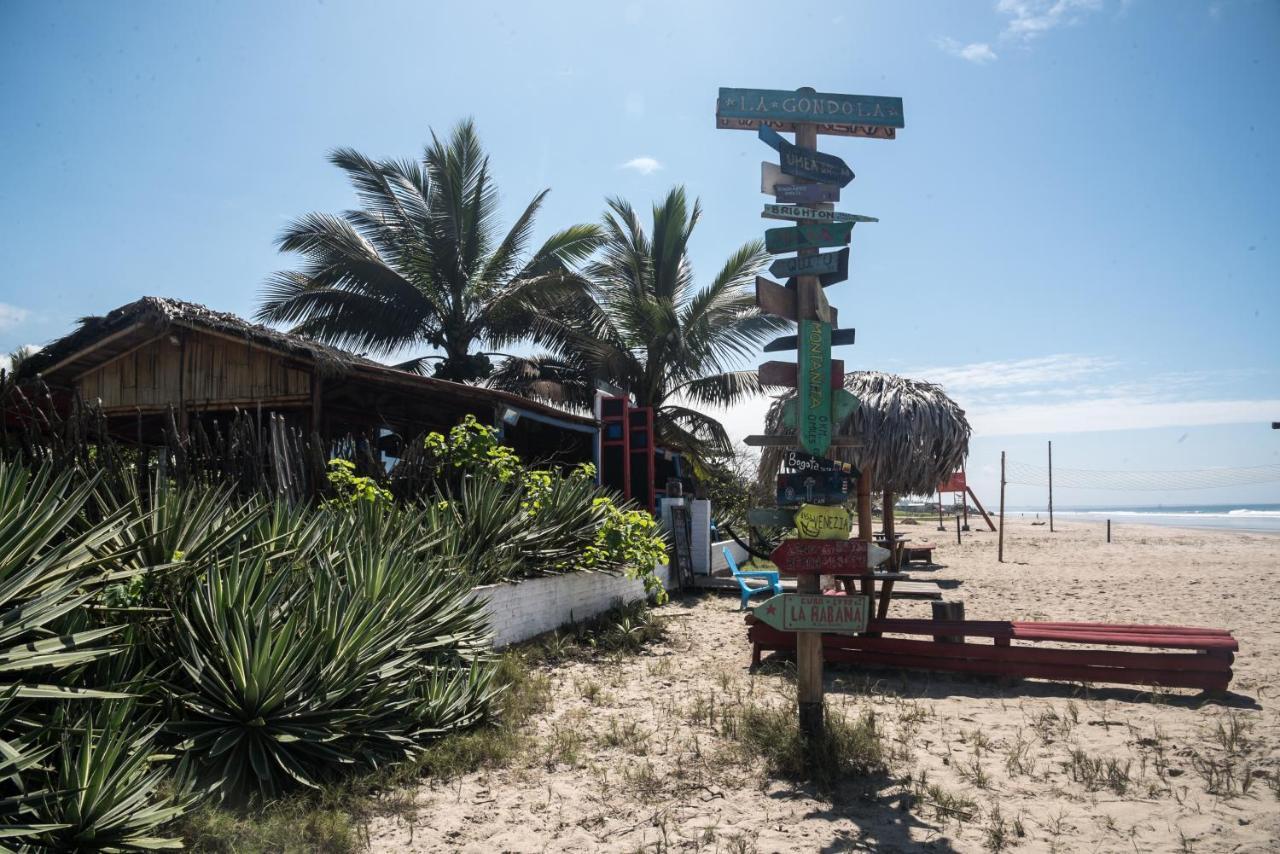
left=1, top=0, right=1277, bottom=508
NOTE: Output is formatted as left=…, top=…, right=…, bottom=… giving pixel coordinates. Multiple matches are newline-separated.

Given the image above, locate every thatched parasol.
left=757, top=371, right=970, bottom=558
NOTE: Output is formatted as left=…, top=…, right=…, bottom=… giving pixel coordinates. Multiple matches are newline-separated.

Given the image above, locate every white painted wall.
left=472, top=564, right=673, bottom=648
left=711, top=538, right=750, bottom=573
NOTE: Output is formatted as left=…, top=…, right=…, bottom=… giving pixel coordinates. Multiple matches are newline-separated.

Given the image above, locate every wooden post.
left=1107, top=519, right=1111, bottom=543
left=793, top=115, right=824, bottom=742
left=960, top=464, right=970, bottom=531
left=955, top=514, right=961, bottom=545
left=1048, top=440, right=1054, bottom=533
left=857, top=462, right=875, bottom=542
left=882, top=488, right=896, bottom=569
left=932, top=600, right=965, bottom=643
left=998, top=451, right=1006, bottom=563
left=966, top=485, right=997, bottom=532
left=936, top=489, right=945, bottom=531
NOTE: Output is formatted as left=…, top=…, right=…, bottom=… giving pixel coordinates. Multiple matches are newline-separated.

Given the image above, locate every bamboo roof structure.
left=758, top=371, right=970, bottom=496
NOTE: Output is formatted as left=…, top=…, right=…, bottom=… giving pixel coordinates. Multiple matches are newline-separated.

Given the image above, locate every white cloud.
left=0, top=344, right=41, bottom=374
left=0, top=303, right=30, bottom=331
left=966, top=396, right=1280, bottom=437
left=620, top=156, right=662, bottom=175
left=936, top=37, right=999, bottom=64
left=905, top=353, right=1117, bottom=392
left=997, top=0, right=1104, bottom=43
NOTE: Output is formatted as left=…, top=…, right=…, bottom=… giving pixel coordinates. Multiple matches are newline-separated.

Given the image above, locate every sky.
left=1, top=0, right=1277, bottom=509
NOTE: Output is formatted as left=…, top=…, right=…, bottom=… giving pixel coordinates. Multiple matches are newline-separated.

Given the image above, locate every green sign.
left=764, top=221, right=854, bottom=254
left=752, top=593, right=869, bottom=635
left=718, top=87, right=905, bottom=129
left=797, top=319, right=831, bottom=457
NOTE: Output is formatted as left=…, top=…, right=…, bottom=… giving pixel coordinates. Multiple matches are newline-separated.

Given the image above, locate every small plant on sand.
left=983, top=802, right=1010, bottom=852
left=724, top=701, right=884, bottom=792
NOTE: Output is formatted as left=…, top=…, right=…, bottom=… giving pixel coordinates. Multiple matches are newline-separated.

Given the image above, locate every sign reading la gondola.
left=717, top=86, right=905, bottom=132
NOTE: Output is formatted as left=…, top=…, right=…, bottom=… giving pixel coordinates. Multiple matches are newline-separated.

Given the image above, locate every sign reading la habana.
left=752, top=593, right=869, bottom=635
left=717, top=87, right=905, bottom=130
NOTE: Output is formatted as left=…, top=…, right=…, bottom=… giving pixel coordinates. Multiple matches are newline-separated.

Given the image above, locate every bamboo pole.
left=1048, top=440, right=1054, bottom=533
left=998, top=451, right=1006, bottom=563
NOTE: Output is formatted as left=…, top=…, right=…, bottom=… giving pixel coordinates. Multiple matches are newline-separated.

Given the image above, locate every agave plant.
left=19, top=701, right=192, bottom=852
left=166, top=540, right=496, bottom=802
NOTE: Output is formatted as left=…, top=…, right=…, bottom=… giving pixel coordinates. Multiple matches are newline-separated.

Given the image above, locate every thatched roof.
left=19, top=296, right=368, bottom=380
left=759, top=371, right=970, bottom=496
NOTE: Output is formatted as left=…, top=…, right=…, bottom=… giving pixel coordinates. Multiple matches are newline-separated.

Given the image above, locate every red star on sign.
left=766, top=605, right=777, bottom=615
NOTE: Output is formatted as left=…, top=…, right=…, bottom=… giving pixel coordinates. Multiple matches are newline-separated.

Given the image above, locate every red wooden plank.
left=822, top=649, right=1231, bottom=692
left=834, top=636, right=1233, bottom=673
left=1010, top=627, right=1238, bottom=651
left=1016, top=621, right=1233, bottom=637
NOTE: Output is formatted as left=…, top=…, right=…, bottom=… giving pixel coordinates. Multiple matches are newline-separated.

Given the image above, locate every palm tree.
left=256, top=120, right=601, bottom=382
left=491, top=186, right=789, bottom=458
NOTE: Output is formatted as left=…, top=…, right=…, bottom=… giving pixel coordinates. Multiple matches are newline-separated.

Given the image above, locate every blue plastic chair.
left=723, top=547, right=783, bottom=610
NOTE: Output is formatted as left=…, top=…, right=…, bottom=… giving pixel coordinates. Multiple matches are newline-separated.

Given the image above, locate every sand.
left=367, top=518, right=1280, bottom=853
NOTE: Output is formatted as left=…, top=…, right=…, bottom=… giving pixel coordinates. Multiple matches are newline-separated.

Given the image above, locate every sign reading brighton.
left=717, top=87, right=905, bottom=132
left=752, top=593, right=869, bottom=635
left=769, top=538, right=891, bottom=576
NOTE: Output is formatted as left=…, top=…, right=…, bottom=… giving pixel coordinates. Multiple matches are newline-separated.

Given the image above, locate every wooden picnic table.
left=874, top=534, right=910, bottom=570
left=833, top=571, right=910, bottom=623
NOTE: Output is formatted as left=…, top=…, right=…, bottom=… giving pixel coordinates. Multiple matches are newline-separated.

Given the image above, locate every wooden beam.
left=39, top=322, right=147, bottom=378
left=967, top=485, right=997, bottom=532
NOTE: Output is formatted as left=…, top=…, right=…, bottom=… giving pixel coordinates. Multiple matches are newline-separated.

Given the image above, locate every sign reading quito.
left=717, top=87, right=905, bottom=129
left=752, top=593, right=869, bottom=635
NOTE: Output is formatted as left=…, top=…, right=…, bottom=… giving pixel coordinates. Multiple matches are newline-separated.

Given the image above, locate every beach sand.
left=368, top=518, right=1280, bottom=852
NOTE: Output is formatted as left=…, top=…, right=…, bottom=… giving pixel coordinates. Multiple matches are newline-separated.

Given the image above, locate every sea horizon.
left=1005, top=503, right=1280, bottom=534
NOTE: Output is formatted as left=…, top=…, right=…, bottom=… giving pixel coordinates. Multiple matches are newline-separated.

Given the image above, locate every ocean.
left=1007, top=504, right=1280, bottom=534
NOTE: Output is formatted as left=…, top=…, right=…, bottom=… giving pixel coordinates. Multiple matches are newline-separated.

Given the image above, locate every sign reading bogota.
left=717, top=87, right=905, bottom=130
left=777, top=472, right=852, bottom=506
left=770, top=538, right=892, bottom=575
left=752, top=593, right=869, bottom=635
left=785, top=450, right=855, bottom=476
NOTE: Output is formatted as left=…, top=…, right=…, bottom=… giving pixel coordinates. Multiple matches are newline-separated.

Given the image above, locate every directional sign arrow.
left=775, top=182, right=840, bottom=204
left=752, top=593, right=869, bottom=635
left=785, top=451, right=857, bottom=477
left=777, top=472, right=851, bottom=507
left=764, top=327, right=856, bottom=352
left=764, top=222, right=854, bottom=254
left=717, top=87, right=905, bottom=130
left=747, top=507, right=797, bottom=528
left=755, top=276, right=835, bottom=324
left=769, top=248, right=849, bottom=282
left=780, top=388, right=861, bottom=431
left=758, top=359, right=843, bottom=389
left=744, top=434, right=864, bottom=448
left=769, top=539, right=891, bottom=576
left=759, top=125, right=856, bottom=187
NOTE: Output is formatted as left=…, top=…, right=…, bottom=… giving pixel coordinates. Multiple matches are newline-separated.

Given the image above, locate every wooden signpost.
left=720, top=83, right=902, bottom=743
left=752, top=593, right=869, bottom=635
left=785, top=450, right=855, bottom=476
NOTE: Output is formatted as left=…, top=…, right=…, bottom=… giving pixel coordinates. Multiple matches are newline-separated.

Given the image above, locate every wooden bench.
left=745, top=617, right=1237, bottom=692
